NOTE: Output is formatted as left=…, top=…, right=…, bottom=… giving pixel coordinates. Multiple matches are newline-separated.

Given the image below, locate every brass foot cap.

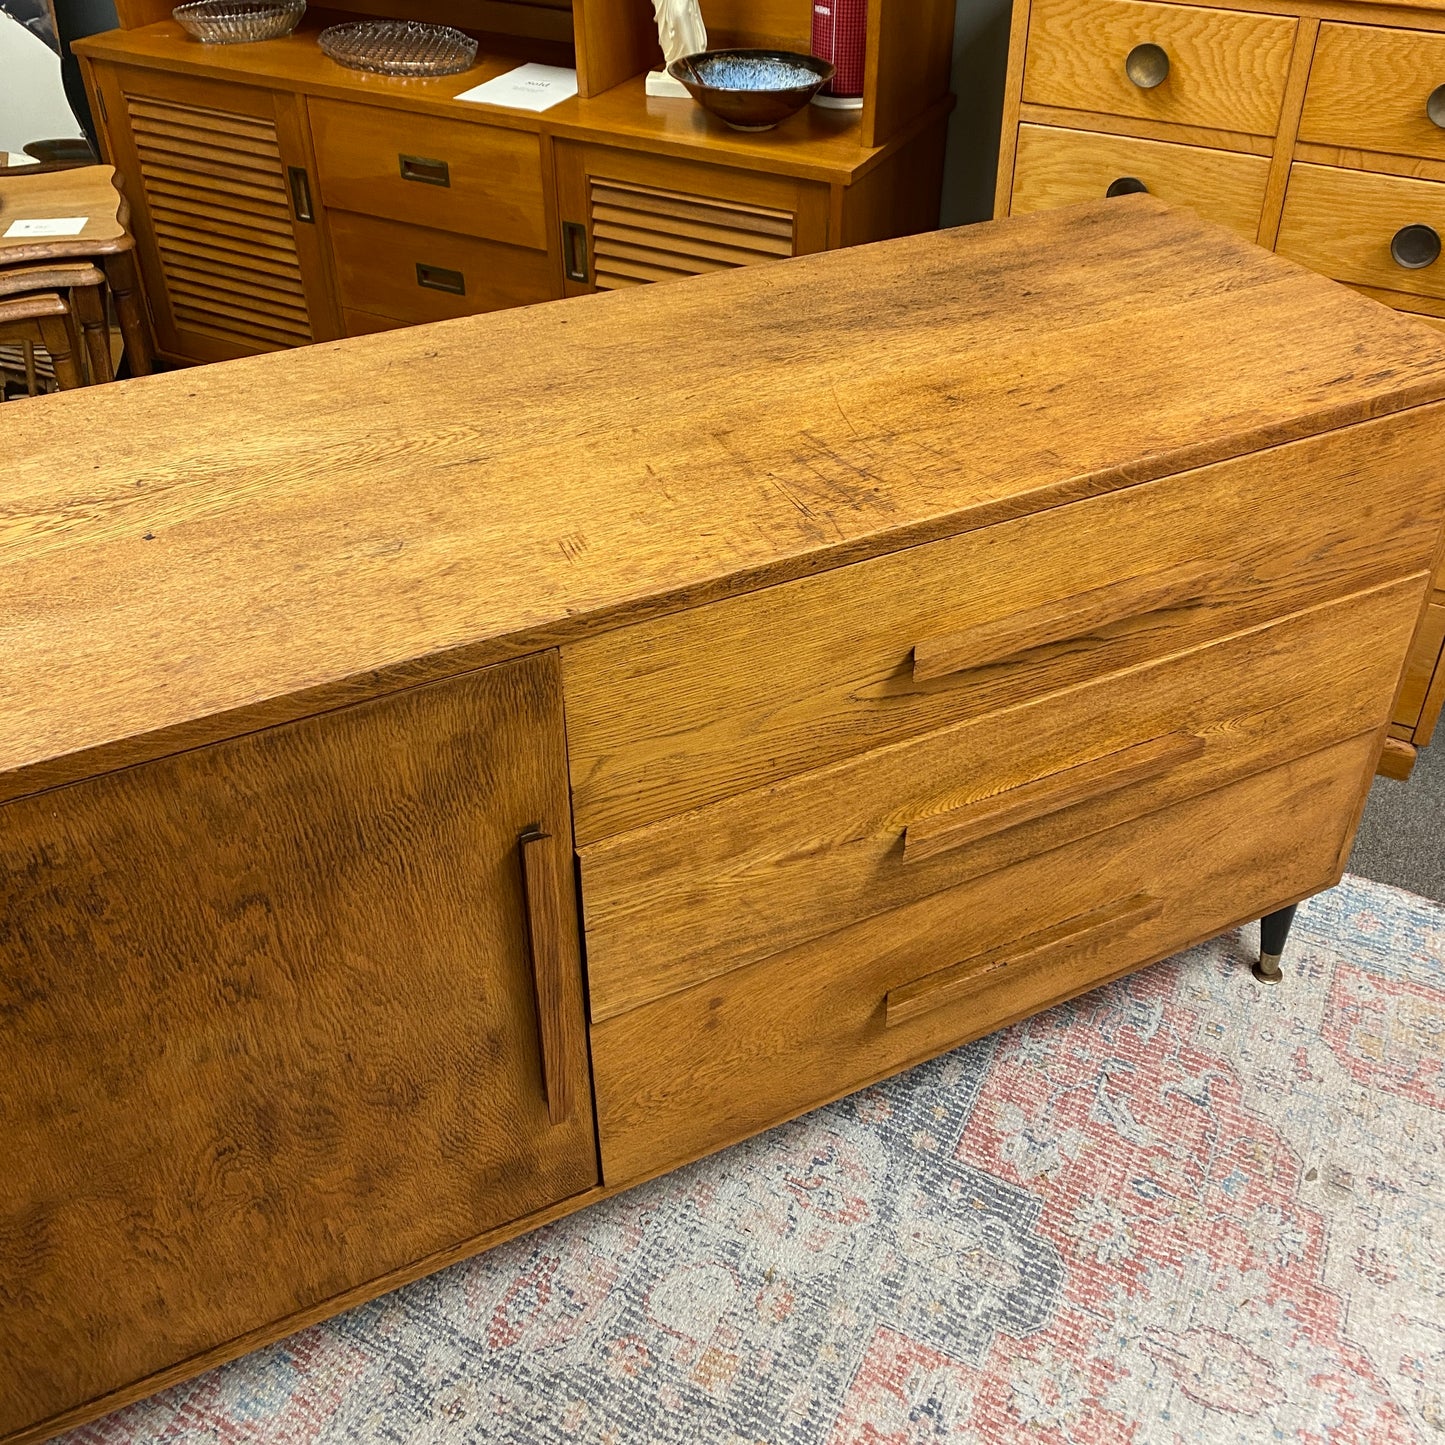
left=1252, top=953, right=1284, bottom=984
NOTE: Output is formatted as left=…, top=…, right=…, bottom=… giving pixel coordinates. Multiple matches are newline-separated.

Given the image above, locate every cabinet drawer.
left=564, top=410, right=1445, bottom=844
left=329, top=211, right=558, bottom=324
left=310, top=98, right=548, bottom=252
left=1021, top=0, right=1297, bottom=136
left=1277, top=163, right=1445, bottom=304
left=591, top=731, right=1375, bottom=1185
left=578, top=576, right=1426, bottom=1023
left=1299, top=24, right=1445, bottom=164
left=1011, top=123, right=1270, bottom=238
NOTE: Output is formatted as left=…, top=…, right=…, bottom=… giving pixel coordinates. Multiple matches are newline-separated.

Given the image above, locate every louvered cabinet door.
left=93, top=65, right=339, bottom=364
left=554, top=141, right=830, bottom=295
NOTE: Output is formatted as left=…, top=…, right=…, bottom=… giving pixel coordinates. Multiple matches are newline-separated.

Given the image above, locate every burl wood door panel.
left=0, top=652, right=595, bottom=1439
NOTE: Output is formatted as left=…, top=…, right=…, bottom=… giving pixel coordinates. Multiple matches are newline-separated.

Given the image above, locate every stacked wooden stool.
left=0, top=163, right=152, bottom=394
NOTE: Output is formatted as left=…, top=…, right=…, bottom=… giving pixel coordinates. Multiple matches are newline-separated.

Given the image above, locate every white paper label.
left=455, top=64, right=579, bottom=112
left=4, top=217, right=89, bottom=238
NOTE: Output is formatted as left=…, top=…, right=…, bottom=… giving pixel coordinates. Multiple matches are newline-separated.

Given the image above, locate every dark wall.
left=940, top=0, right=1014, bottom=226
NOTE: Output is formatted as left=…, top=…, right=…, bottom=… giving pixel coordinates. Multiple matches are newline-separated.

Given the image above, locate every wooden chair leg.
left=23, top=340, right=38, bottom=396
left=102, top=249, right=153, bottom=376
left=72, top=282, right=113, bottom=384
left=34, top=312, right=84, bottom=389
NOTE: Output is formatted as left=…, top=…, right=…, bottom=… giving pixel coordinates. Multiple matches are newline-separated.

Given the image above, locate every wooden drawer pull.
left=1428, top=84, right=1445, bottom=131
left=884, top=893, right=1163, bottom=1028
left=519, top=828, right=574, bottom=1125
left=912, top=558, right=1213, bottom=682
left=1125, top=42, right=1170, bottom=90
left=1391, top=224, right=1441, bottom=271
left=903, top=730, right=1205, bottom=863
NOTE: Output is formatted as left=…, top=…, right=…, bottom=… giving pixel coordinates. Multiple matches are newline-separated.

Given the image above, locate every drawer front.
left=1277, top=163, right=1445, bottom=303
left=578, top=576, right=1427, bottom=1023
left=564, top=409, right=1445, bottom=845
left=1299, top=23, right=1445, bottom=163
left=1396, top=598, right=1445, bottom=737
left=310, top=98, right=548, bottom=252
left=329, top=211, right=558, bottom=325
left=592, top=732, right=1376, bottom=1185
left=1021, top=0, right=1297, bottom=136
left=1011, top=123, right=1270, bottom=239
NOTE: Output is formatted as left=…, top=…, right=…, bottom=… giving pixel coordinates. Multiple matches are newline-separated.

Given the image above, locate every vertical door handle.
left=287, top=166, right=315, bottom=224
left=562, top=220, right=589, bottom=283
left=519, top=828, right=577, bottom=1125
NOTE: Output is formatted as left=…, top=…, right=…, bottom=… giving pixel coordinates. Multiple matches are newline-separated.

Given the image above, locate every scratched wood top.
left=5, top=196, right=1445, bottom=798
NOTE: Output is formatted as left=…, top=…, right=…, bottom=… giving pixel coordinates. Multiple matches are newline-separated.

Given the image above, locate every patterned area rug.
left=68, top=873, right=1445, bottom=1445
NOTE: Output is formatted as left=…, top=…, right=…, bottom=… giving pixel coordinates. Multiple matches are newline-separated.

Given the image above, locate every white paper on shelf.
left=4, top=216, right=87, bottom=237
left=455, top=64, right=578, bottom=111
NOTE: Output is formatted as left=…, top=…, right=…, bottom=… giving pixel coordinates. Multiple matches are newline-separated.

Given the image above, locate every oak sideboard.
left=4, top=200, right=1445, bottom=1444
left=73, top=0, right=953, bottom=367
left=994, top=0, right=1445, bottom=776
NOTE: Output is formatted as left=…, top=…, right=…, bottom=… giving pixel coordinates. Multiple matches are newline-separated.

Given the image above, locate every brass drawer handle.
left=1106, top=176, right=1149, bottom=198
left=416, top=262, right=466, bottom=295
left=400, top=153, right=450, bottom=187
left=519, top=828, right=576, bottom=1125
left=885, top=893, right=1163, bottom=1028
left=1428, top=84, right=1445, bottom=130
left=911, top=558, right=1214, bottom=682
left=1391, top=224, right=1441, bottom=271
left=1125, top=42, right=1170, bottom=89
left=902, top=731, right=1205, bottom=864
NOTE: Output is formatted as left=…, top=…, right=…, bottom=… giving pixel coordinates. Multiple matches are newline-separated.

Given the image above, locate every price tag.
left=4, top=217, right=89, bottom=238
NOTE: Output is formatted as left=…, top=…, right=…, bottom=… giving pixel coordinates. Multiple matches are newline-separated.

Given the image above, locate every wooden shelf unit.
left=75, top=0, right=954, bottom=364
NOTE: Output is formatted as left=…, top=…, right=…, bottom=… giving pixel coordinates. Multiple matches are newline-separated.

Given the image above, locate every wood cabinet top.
left=5, top=197, right=1445, bottom=800
left=75, top=17, right=920, bottom=184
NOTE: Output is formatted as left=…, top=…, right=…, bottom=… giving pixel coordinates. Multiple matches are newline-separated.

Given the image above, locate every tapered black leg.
left=1253, top=904, right=1299, bottom=984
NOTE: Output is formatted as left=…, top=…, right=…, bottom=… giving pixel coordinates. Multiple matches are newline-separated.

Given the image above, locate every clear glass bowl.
left=172, top=0, right=305, bottom=44
left=317, top=20, right=478, bottom=76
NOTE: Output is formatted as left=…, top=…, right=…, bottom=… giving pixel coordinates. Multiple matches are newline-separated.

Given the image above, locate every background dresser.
left=993, top=0, right=1445, bottom=776
left=71, top=0, right=954, bottom=365
left=4, top=202, right=1445, bottom=1443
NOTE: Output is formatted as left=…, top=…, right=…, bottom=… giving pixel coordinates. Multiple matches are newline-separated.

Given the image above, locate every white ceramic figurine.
left=651, top=0, right=707, bottom=63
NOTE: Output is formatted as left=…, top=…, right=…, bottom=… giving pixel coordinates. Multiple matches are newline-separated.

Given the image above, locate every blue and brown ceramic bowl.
left=667, top=49, right=836, bottom=131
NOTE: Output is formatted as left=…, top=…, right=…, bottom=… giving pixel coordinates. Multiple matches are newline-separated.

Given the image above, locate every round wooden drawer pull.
left=1391, top=224, right=1441, bottom=270
left=1106, top=176, right=1149, bottom=197
left=1125, top=43, right=1170, bottom=89
left=1429, top=84, right=1445, bottom=130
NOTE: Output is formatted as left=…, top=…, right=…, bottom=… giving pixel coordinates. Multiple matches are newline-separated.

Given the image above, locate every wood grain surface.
left=308, top=98, right=551, bottom=252
left=578, top=576, right=1427, bottom=1022
left=591, top=732, right=1376, bottom=1185
left=6, top=199, right=1445, bottom=803
left=563, top=408, right=1445, bottom=843
left=1010, top=122, right=1272, bottom=237
left=1276, top=161, right=1445, bottom=302
left=1020, top=0, right=1298, bottom=135
left=1298, top=21, right=1445, bottom=162
left=0, top=651, right=597, bottom=1438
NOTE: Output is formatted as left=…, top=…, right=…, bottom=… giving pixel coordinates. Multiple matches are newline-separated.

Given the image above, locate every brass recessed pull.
left=1391, top=224, right=1441, bottom=271
left=562, top=221, right=589, bottom=284
left=1428, top=84, right=1445, bottom=130
left=286, top=166, right=314, bottom=224
left=1106, top=176, right=1149, bottom=197
left=416, top=262, right=466, bottom=295
left=399, top=153, right=450, bottom=186
left=1125, top=42, right=1170, bottom=89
